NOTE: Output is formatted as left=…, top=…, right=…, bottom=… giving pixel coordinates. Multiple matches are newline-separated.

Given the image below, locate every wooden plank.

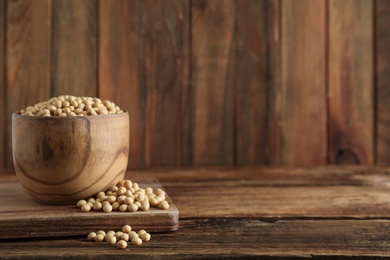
left=7, top=165, right=390, bottom=189
left=328, top=0, right=374, bottom=164
left=142, top=219, right=390, bottom=258
left=99, top=0, right=145, bottom=168
left=167, top=183, right=390, bottom=219
left=125, top=166, right=390, bottom=187
left=5, top=165, right=390, bottom=187
left=280, top=0, right=327, bottom=166
left=191, top=0, right=235, bottom=166
left=1, top=219, right=390, bottom=258
left=235, top=0, right=280, bottom=165
left=5, top=0, right=51, bottom=168
left=0, top=180, right=178, bottom=239
left=0, top=0, right=5, bottom=169
left=51, top=0, right=98, bottom=97
left=376, top=0, right=390, bottom=164
left=143, top=0, right=190, bottom=167
left=148, top=171, right=390, bottom=220
left=127, top=167, right=390, bottom=219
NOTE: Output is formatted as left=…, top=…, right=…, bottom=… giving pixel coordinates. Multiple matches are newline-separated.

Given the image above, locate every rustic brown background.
left=0, top=0, right=388, bottom=169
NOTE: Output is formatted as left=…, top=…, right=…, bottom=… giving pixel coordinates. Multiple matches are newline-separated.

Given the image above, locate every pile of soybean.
left=18, top=95, right=124, bottom=116
left=77, top=179, right=170, bottom=213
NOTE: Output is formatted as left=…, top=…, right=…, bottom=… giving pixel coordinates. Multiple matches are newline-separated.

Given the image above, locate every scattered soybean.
left=88, top=225, right=151, bottom=250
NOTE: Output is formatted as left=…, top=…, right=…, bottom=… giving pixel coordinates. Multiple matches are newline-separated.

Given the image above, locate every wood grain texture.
left=7, top=165, right=390, bottom=186
left=0, top=0, right=5, bottom=169
left=235, top=0, right=280, bottom=165
left=99, top=0, right=145, bottom=168
left=328, top=0, right=374, bottom=164
left=143, top=0, right=190, bottom=167
left=0, top=180, right=178, bottom=238
left=127, top=167, right=390, bottom=219
left=0, top=0, right=383, bottom=170
left=1, top=219, right=390, bottom=258
left=51, top=0, right=98, bottom=97
left=280, top=0, right=327, bottom=166
left=5, top=0, right=51, bottom=169
left=126, top=165, right=390, bottom=186
left=191, top=0, right=235, bottom=166
left=12, top=112, right=129, bottom=204
left=376, top=0, right=390, bottom=164
left=169, top=183, right=390, bottom=219
left=2, top=167, right=390, bottom=258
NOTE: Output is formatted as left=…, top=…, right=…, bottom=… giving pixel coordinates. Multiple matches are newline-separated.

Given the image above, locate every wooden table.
left=1, top=166, right=390, bottom=259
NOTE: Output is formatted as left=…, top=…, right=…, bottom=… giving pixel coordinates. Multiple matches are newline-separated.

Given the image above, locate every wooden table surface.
left=1, top=166, right=390, bottom=259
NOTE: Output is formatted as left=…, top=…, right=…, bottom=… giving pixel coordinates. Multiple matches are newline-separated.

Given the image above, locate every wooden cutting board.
left=0, top=179, right=179, bottom=239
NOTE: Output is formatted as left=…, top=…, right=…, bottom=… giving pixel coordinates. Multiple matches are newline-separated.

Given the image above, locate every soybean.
left=128, top=231, right=139, bottom=240
left=120, top=233, right=130, bottom=242
left=119, top=204, right=128, bottom=212
left=138, top=230, right=147, bottom=237
left=117, top=240, right=127, bottom=249
left=141, top=233, right=151, bottom=242
left=106, top=235, right=117, bottom=245
left=97, top=230, right=106, bottom=236
left=77, top=200, right=87, bottom=208
left=115, top=231, right=124, bottom=239
left=87, top=232, right=96, bottom=241
left=131, top=237, right=143, bottom=246
left=93, top=201, right=102, bottom=211
left=106, top=231, right=116, bottom=237
left=103, top=204, right=113, bottom=213
left=122, top=225, right=132, bottom=233
left=94, top=234, right=105, bottom=242
left=81, top=204, right=91, bottom=212
left=158, top=200, right=170, bottom=210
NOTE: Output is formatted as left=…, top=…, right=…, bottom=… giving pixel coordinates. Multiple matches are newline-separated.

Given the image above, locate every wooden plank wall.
left=0, top=0, right=388, bottom=169
left=329, top=0, right=374, bottom=164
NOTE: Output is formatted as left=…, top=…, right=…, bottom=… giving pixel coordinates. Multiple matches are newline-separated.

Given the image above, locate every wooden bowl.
left=12, top=112, right=129, bottom=204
